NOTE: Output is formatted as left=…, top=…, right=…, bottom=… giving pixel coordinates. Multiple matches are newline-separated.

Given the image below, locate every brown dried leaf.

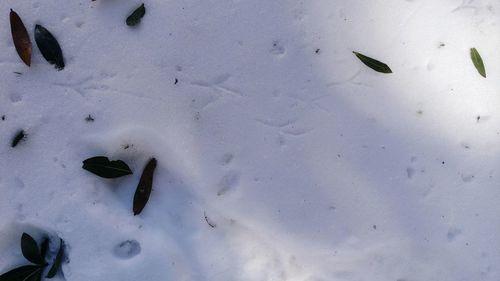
left=133, top=158, right=157, bottom=215
left=10, top=9, right=32, bottom=66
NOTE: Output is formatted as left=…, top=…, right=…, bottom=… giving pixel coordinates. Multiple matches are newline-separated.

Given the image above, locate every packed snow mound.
left=1, top=0, right=499, bottom=280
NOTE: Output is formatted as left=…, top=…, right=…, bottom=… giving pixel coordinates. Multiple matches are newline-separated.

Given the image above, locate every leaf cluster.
left=10, top=10, right=64, bottom=70
left=0, top=233, right=64, bottom=281
left=82, top=156, right=157, bottom=215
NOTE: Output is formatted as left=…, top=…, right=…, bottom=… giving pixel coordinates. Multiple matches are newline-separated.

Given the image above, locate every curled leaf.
left=353, top=51, right=392, bottom=74
left=126, top=3, right=146, bottom=26
left=470, top=48, right=486, bottom=78
left=46, top=239, right=64, bottom=278
left=82, top=156, right=132, bottom=178
left=0, top=265, right=43, bottom=281
left=133, top=158, right=157, bottom=215
left=10, top=9, right=32, bottom=66
left=34, top=25, right=64, bottom=70
left=21, top=233, right=46, bottom=266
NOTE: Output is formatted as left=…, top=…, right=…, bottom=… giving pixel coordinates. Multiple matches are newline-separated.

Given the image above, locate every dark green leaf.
left=34, top=25, right=64, bottom=70
left=0, top=265, right=42, bottom=281
left=10, top=9, right=32, bottom=66
left=26, top=267, right=42, bottom=281
left=82, top=156, right=132, bottom=178
left=133, top=158, right=157, bottom=215
left=126, top=3, right=146, bottom=26
left=11, top=130, right=26, bottom=148
left=40, top=238, right=49, bottom=260
left=21, top=233, right=46, bottom=266
left=46, top=239, right=64, bottom=278
left=353, top=51, right=392, bottom=74
left=470, top=48, right=486, bottom=78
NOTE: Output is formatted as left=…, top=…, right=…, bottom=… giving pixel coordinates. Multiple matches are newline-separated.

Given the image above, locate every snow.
left=1, top=0, right=500, bottom=280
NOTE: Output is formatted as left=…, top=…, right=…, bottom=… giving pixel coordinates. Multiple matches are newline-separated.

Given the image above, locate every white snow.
left=1, top=0, right=500, bottom=280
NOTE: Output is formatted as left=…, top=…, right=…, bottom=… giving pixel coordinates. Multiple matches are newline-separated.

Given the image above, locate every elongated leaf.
left=10, top=9, right=32, bottom=66
left=353, top=51, right=392, bottom=74
left=21, top=233, right=46, bottom=266
left=26, top=267, right=42, bottom=281
left=34, top=25, right=64, bottom=70
left=0, top=265, right=42, bottom=281
left=11, top=130, right=26, bottom=148
left=46, top=239, right=64, bottom=278
left=470, top=48, right=486, bottom=78
left=82, top=156, right=132, bottom=178
left=126, top=3, right=146, bottom=26
left=133, top=158, right=157, bottom=215
left=39, top=238, right=49, bottom=260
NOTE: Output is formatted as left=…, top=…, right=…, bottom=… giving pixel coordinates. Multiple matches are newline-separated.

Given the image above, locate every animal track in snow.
left=447, top=228, right=462, bottom=242
left=220, top=152, right=234, bottom=166
left=406, top=167, right=415, bottom=179
left=327, top=70, right=361, bottom=87
left=217, top=171, right=240, bottom=196
left=113, top=240, right=141, bottom=259
left=190, top=73, right=242, bottom=98
left=256, top=118, right=311, bottom=138
left=281, top=126, right=312, bottom=137
left=461, top=174, right=475, bottom=183
left=54, top=73, right=116, bottom=97
left=16, top=204, right=26, bottom=221
left=270, top=40, right=286, bottom=56
left=9, top=92, right=22, bottom=103
left=451, top=0, right=478, bottom=12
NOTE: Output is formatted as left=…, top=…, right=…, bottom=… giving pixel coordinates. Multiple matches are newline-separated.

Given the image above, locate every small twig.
left=204, top=211, right=216, bottom=228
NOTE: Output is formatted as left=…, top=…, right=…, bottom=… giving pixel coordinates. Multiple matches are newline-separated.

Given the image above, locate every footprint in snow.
left=270, top=40, right=286, bottom=56
left=113, top=240, right=141, bottom=259
left=217, top=171, right=240, bottom=196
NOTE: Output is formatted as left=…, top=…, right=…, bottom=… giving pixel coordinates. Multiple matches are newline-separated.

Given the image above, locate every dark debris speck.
left=85, top=114, right=95, bottom=122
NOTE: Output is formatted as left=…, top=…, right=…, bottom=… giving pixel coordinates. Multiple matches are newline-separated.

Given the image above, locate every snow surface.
left=1, top=0, right=500, bottom=280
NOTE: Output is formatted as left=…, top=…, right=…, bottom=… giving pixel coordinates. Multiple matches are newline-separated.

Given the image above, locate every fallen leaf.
left=82, top=156, right=133, bottom=178
left=133, top=158, right=157, bottom=215
left=11, top=130, right=26, bottom=147
left=21, top=233, right=46, bottom=266
left=40, top=238, right=49, bottom=260
left=470, top=48, right=486, bottom=78
left=46, top=239, right=64, bottom=278
left=126, top=3, right=146, bottom=26
left=34, top=25, right=64, bottom=70
left=0, top=265, right=42, bottom=281
left=10, top=9, right=32, bottom=66
left=353, top=51, right=392, bottom=74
